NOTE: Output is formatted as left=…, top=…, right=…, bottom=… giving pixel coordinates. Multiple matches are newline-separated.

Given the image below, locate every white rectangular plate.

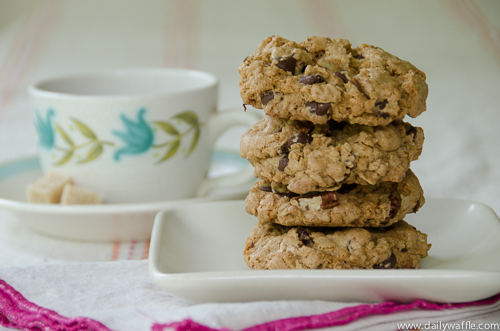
left=148, top=198, right=500, bottom=303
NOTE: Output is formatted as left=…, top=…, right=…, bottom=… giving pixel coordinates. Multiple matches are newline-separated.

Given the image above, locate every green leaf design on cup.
left=154, top=122, right=179, bottom=136
left=157, top=139, right=181, bottom=163
left=188, top=127, right=200, bottom=156
left=172, top=111, right=199, bottom=126
left=53, top=118, right=114, bottom=165
left=80, top=143, right=104, bottom=164
left=152, top=110, right=202, bottom=163
left=54, top=150, right=74, bottom=166
left=55, top=124, right=75, bottom=148
left=72, top=118, right=98, bottom=140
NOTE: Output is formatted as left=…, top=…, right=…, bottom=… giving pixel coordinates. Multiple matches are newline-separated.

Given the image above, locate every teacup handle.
left=196, top=107, right=261, bottom=197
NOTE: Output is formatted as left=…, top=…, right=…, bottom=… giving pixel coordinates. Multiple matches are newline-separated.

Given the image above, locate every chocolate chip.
left=320, top=191, right=339, bottom=209
left=297, top=228, right=314, bottom=247
left=375, top=99, right=388, bottom=110
left=285, top=132, right=312, bottom=150
left=299, top=75, right=324, bottom=85
left=243, top=103, right=247, bottom=111
left=306, top=102, right=331, bottom=116
left=353, top=54, right=364, bottom=60
left=388, top=195, right=400, bottom=219
left=278, top=155, right=289, bottom=171
left=316, top=103, right=332, bottom=115
left=351, top=77, right=363, bottom=91
left=306, top=102, right=318, bottom=112
left=250, top=241, right=254, bottom=248
left=381, top=195, right=400, bottom=225
left=333, top=72, right=348, bottom=84
left=295, top=121, right=314, bottom=133
left=261, top=92, right=274, bottom=106
left=276, top=55, right=296, bottom=74
left=400, top=247, right=408, bottom=253
left=377, top=111, right=391, bottom=119
left=373, top=252, right=397, bottom=269
left=351, top=77, right=369, bottom=99
left=259, top=185, right=272, bottom=192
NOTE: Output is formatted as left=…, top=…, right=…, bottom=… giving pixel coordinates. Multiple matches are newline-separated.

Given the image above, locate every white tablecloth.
left=0, top=1, right=499, bottom=330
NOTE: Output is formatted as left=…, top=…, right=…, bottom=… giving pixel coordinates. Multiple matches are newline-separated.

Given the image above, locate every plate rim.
left=150, top=266, right=500, bottom=281
left=148, top=198, right=500, bottom=302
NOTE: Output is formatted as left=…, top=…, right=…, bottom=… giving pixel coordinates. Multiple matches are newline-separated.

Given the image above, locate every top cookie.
left=239, top=36, right=428, bottom=126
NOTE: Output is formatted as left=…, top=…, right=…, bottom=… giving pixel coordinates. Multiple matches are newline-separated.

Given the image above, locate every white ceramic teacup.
left=28, top=69, right=259, bottom=203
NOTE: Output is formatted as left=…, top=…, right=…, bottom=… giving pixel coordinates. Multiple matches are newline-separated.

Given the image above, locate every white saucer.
left=0, top=154, right=252, bottom=242
left=149, top=199, right=500, bottom=303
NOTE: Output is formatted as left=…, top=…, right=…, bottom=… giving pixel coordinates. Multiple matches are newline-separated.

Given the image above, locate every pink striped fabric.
left=1, top=276, right=499, bottom=331
left=152, top=293, right=500, bottom=331
left=0, top=279, right=112, bottom=331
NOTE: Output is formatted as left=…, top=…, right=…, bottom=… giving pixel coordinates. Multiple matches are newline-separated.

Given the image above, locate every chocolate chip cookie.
left=243, top=220, right=431, bottom=270
left=240, top=115, right=424, bottom=194
left=239, top=36, right=428, bottom=126
left=245, top=169, right=424, bottom=227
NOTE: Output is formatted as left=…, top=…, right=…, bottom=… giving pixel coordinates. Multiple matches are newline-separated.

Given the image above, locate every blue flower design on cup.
left=35, top=109, right=55, bottom=149
left=113, top=108, right=154, bottom=161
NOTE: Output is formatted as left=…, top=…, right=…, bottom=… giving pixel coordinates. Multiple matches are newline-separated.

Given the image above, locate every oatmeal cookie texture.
left=239, top=36, right=428, bottom=126
left=243, top=220, right=431, bottom=270
left=239, top=35, right=430, bottom=270
left=245, top=169, right=424, bottom=227
left=240, top=115, right=424, bottom=194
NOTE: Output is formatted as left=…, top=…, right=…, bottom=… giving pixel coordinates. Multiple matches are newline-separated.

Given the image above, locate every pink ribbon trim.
left=1, top=276, right=499, bottom=331
left=152, top=293, right=500, bottom=331
left=0, top=278, right=113, bottom=331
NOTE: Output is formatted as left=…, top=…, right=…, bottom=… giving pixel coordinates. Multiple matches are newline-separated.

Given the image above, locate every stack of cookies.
left=238, top=36, right=431, bottom=270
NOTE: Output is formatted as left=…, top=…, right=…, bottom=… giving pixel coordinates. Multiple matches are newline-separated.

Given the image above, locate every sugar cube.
left=26, top=171, right=73, bottom=204
left=60, top=183, right=103, bottom=205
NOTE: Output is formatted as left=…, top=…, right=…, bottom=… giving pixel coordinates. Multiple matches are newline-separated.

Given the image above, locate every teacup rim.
left=28, top=68, right=218, bottom=99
